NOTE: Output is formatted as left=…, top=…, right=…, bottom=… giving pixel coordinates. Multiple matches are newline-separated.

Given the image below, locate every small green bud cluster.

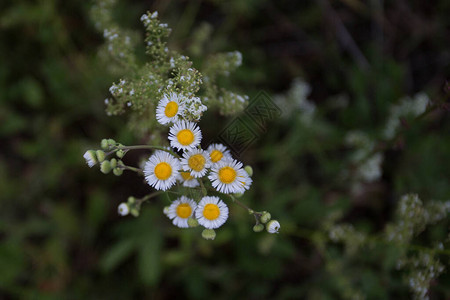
left=118, top=196, right=141, bottom=217
left=100, top=158, right=124, bottom=176
left=84, top=139, right=129, bottom=176
left=252, top=210, right=280, bottom=234
left=101, top=138, right=117, bottom=150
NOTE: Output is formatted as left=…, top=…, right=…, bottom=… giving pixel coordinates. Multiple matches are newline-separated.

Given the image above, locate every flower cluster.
left=140, top=92, right=257, bottom=237
left=84, top=6, right=280, bottom=240
left=383, top=93, right=429, bottom=139
left=83, top=91, right=280, bottom=239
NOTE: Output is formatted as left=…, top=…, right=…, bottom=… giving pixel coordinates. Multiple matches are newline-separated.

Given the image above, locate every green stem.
left=118, top=145, right=180, bottom=158
left=227, top=194, right=254, bottom=213
left=136, top=191, right=164, bottom=206
left=120, top=165, right=144, bottom=175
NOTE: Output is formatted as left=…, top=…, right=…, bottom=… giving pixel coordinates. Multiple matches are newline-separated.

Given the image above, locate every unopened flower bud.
left=113, top=167, right=123, bottom=176
left=130, top=207, right=140, bottom=217
left=116, top=149, right=125, bottom=158
left=127, top=196, right=136, bottom=204
left=244, top=165, right=253, bottom=177
left=100, top=161, right=112, bottom=174
left=260, top=211, right=271, bottom=224
left=101, top=139, right=109, bottom=149
left=118, top=203, right=129, bottom=216
left=266, top=220, right=280, bottom=234
left=107, top=139, right=116, bottom=147
left=96, top=150, right=106, bottom=162
left=202, top=229, right=216, bottom=240
left=253, top=224, right=264, bottom=232
left=187, top=217, right=199, bottom=227
left=110, top=158, right=117, bottom=168
left=83, top=150, right=97, bottom=167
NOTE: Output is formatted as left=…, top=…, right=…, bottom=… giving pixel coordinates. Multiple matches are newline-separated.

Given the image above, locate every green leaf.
left=100, top=239, right=135, bottom=272
left=137, top=229, right=162, bottom=286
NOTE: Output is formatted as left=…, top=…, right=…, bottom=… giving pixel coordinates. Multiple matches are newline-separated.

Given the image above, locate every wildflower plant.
left=85, top=1, right=280, bottom=240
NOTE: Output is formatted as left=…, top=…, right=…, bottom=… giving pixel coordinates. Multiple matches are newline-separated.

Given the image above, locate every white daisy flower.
left=208, top=158, right=248, bottom=194
left=195, top=196, right=229, bottom=229
left=144, top=150, right=181, bottom=191
left=118, top=203, right=129, bottom=216
left=180, top=148, right=211, bottom=178
left=168, top=120, right=202, bottom=151
left=156, top=93, right=185, bottom=125
left=177, top=171, right=200, bottom=188
left=167, top=196, right=197, bottom=228
left=207, top=143, right=231, bottom=164
left=83, top=150, right=97, bottom=167
left=266, top=220, right=280, bottom=234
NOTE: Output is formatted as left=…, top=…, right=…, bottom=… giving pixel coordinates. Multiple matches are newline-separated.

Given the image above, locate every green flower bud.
left=100, top=161, right=112, bottom=174
left=116, top=149, right=125, bottom=158
left=260, top=211, right=271, bottom=224
left=110, top=158, right=117, bottom=168
left=234, top=193, right=243, bottom=198
left=96, top=150, right=106, bottom=163
left=253, top=224, right=264, bottom=232
left=127, top=196, right=136, bottom=204
left=113, top=167, right=123, bottom=176
left=187, top=217, right=199, bottom=228
left=244, top=165, right=253, bottom=177
left=107, top=139, right=116, bottom=147
left=202, top=229, right=216, bottom=240
left=130, top=207, right=140, bottom=217
left=101, top=139, right=109, bottom=149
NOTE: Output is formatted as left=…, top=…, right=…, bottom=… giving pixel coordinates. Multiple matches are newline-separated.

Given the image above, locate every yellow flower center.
left=188, top=154, right=206, bottom=172
left=176, top=203, right=192, bottom=218
left=164, top=101, right=178, bottom=118
left=218, top=166, right=236, bottom=184
left=154, top=162, right=172, bottom=180
left=203, top=203, right=220, bottom=220
left=180, top=171, right=194, bottom=181
left=177, top=129, right=194, bottom=146
left=210, top=150, right=223, bottom=163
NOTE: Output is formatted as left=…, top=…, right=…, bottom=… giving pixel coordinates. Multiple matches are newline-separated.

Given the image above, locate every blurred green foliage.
left=1, top=0, right=449, bottom=299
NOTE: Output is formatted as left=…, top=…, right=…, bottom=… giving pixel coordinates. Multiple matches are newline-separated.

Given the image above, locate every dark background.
left=1, top=0, right=449, bottom=299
